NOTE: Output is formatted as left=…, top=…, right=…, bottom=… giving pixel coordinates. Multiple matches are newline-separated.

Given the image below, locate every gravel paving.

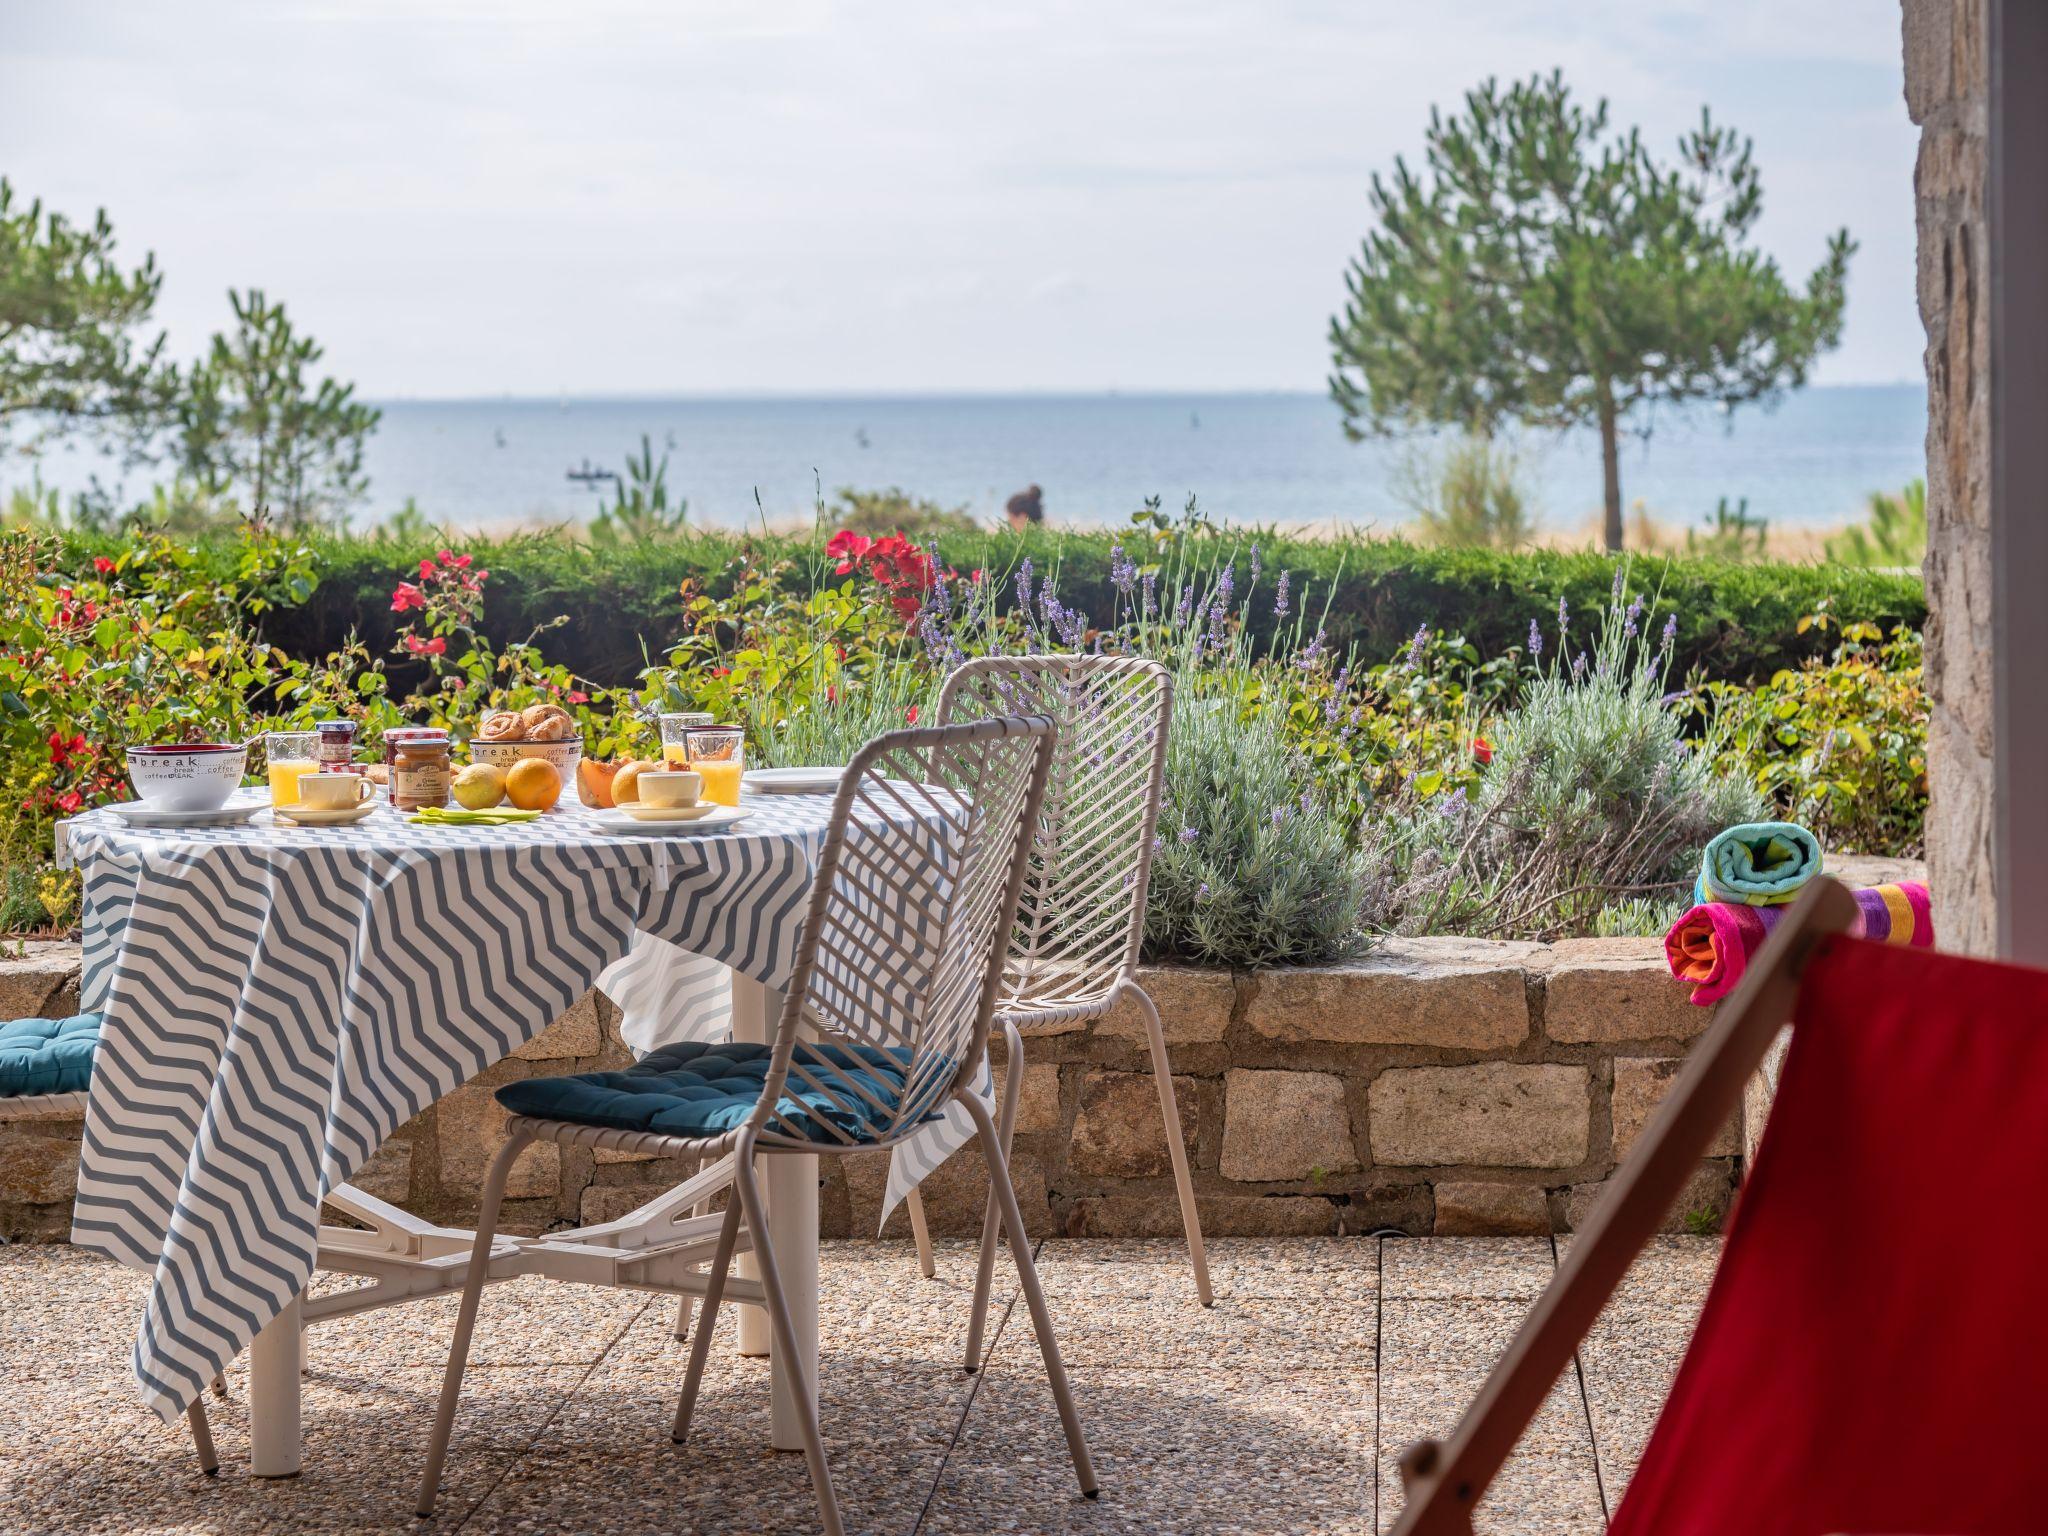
left=0, top=1234, right=1714, bottom=1534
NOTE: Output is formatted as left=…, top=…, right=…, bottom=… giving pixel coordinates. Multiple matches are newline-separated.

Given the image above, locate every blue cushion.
left=0, top=1013, right=101, bottom=1098
left=495, top=1039, right=920, bottom=1145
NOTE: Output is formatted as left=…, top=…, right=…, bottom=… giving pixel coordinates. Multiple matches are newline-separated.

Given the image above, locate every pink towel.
left=1663, top=882, right=1934, bottom=1006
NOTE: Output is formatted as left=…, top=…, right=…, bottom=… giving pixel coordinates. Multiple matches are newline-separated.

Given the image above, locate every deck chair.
left=0, top=1015, right=221, bottom=1475
left=1391, top=875, right=2048, bottom=1536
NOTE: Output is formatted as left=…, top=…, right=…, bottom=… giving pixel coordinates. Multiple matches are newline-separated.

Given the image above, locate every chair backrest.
left=936, top=654, right=1171, bottom=1020
left=750, top=713, right=1056, bottom=1151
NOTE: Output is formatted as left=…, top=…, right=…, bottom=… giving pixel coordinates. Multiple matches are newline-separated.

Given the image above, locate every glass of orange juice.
left=265, top=731, right=320, bottom=806
left=658, top=712, right=714, bottom=767
left=686, top=725, right=745, bottom=807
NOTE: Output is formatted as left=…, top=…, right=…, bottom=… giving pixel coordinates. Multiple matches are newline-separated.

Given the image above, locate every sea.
left=27, top=384, right=1926, bottom=536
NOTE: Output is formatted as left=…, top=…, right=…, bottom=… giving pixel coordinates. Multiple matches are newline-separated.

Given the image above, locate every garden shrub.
left=1386, top=573, right=1764, bottom=940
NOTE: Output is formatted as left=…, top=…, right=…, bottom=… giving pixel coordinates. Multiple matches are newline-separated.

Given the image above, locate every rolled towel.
left=1695, top=821, right=1825, bottom=907
left=1663, top=881, right=1934, bottom=1006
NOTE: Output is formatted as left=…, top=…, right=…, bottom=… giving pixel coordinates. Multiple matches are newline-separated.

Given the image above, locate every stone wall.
left=1904, top=0, right=1994, bottom=954
left=2, top=936, right=1744, bottom=1241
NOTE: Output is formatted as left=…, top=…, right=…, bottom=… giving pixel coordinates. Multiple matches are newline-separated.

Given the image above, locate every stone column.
left=1903, top=0, right=1994, bottom=954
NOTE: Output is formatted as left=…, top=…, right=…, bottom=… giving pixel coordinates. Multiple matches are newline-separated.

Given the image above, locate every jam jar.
left=388, top=729, right=453, bottom=812
left=315, top=719, right=358, bottom=771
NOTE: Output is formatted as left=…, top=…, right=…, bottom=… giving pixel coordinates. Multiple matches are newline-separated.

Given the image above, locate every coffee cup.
left=298, top=771, right=374, bottom=811
left=638, top=769, right=703, bottom=809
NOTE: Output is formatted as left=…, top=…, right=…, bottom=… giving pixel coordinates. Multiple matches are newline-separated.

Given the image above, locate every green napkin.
left=407, top=805, right=543, bottom=826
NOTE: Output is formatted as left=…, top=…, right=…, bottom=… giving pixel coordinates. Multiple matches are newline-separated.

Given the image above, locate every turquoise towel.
left=1695, top=822, right=1824, bottom=907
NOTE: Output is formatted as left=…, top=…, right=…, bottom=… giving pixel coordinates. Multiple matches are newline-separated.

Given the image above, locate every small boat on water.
left=566, top=458, right=618, bottom=484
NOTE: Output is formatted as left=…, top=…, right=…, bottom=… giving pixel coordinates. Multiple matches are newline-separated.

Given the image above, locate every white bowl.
left=125, top=742, right=249, bottom=812
left=467, top=736, right=584, bottom=780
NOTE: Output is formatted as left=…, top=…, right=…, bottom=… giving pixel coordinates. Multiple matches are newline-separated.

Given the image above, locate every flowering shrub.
left=1700, top=615, right=1925, bottom=856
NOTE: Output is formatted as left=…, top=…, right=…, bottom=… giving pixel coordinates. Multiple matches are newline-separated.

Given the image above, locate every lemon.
left=452, top=762, right=507, bottom=810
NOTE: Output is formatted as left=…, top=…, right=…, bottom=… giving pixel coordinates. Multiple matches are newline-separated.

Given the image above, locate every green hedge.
left=59, top=526, right=1925, bottom=688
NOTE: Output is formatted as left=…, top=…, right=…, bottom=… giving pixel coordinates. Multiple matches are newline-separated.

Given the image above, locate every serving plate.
left=592, top=806, right=753, bottom=837
left=741, top=767, right=845, bottom=795
left=105, top=800, right=267, bottom=829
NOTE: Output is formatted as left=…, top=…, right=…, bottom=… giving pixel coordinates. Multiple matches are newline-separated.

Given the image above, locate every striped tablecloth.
left=62, top=789, right=974, bottom=1423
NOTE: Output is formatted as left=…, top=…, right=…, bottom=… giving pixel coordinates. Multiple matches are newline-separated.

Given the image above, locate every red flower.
left=436, top=549, right=455, bottom=565
left=48, top=731, right=86, bottom=767
left=1472, top=737, right=1493, bottom=766
left=825, top=529, right=872, bottom=576
left=905, top=705, right=919, bottom=725
left=391, top=581, right=427, bottom=612
left=449, top=552, right=473, bottom=569
left=566, top=691, right=588, bottom=705
left=404, top=634, right=447, bottom=656
left=419, top=558, right=436, bottom=580
left=55, top=790, right=84, bottom=815
left=93, top=556, right=116, bottom=575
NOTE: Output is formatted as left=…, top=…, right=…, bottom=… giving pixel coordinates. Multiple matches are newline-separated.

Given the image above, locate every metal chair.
left=414, top=715, right=1095, bottom=1536
left=0, top=1081, right=220, bottom=1475
left=902, top=654, right=1213, bottom=1374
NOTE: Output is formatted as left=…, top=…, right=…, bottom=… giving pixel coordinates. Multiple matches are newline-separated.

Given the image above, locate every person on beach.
left=1006, top=484, right=1044, bottom=531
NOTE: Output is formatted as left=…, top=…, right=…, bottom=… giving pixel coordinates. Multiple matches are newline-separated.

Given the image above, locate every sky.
left=1, top=1, right=1920, bottom=400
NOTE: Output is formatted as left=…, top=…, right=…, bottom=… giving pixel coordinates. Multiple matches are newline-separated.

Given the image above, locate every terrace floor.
left=1, top=1235, right=1715, bottom=1535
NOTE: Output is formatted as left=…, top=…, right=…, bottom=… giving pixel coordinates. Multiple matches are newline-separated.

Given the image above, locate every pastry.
left=477, top=710, right=525, bottom=742
left=521, top=703, right=575, bottom=741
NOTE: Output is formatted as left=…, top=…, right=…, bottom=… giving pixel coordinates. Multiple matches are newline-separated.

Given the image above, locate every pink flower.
left=419, top=558, right=436, bottom=580
left=566, top=690, right=588, bottom=705
left=391, top=582, right=427, bottom=612
left=404, top=634, right=447, bottom=656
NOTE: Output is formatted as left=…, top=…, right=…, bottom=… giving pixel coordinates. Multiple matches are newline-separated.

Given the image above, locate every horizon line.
left=358, top=380, right=1928, bottom=407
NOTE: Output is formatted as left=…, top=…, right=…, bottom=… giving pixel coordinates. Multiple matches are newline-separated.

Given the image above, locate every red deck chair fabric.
left=1609, top=936, right=2048, bottom=1536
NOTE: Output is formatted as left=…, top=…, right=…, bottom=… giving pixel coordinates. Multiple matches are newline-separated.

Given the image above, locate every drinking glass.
left=659, top=712, right=715, bottom=767
left=265, top=731, right=320, bottom=807
left=685, top=726, right=745, bottom=807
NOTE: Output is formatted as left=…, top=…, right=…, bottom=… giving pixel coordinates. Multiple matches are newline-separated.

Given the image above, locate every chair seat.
left=495, top=1039, right=919, bottom=1145
left=0, top=1014, right=101, bottom=1098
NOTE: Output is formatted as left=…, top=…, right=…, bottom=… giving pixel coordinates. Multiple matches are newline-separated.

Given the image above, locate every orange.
left=504, top=757, right=563, bottom=811
left=611, top=758, right=657, bottom=805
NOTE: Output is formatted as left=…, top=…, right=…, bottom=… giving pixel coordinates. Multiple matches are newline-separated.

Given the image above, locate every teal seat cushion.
left=0, top=1013, right=101, bottom=1098
left=495, top=1039, right=919, bottom=1145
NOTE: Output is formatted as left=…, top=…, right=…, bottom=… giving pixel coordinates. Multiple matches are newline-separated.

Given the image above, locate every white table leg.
left=728, top=971, right=819, bottom=1454
left=730, top=973, right=773, bottom=1359
left=248, top=1291, right=303, bottom=1477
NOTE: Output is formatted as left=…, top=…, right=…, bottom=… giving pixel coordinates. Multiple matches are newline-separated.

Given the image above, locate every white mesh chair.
left=0, top=1028, right=220, bottom=1475
left=414, top=715, right=1095, bottom=1536
left=902, top=654, right=1212, bottom=1373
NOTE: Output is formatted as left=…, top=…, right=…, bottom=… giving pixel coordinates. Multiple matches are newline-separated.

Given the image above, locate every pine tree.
left=1329, top=73, right=1854, bottom=550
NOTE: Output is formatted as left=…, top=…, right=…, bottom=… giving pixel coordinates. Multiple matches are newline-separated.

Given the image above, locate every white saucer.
left=742, top=766, right=845, bottom=795
left=616, top=800, right=720, bottom=823
left=273, top=800, right=380, bottom=827
left=593, top=805, right=752, bottom=836
left=105, top=800, right=266, bottom=829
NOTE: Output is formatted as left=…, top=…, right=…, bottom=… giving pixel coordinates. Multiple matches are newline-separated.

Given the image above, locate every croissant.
left=477, top=710, right=525, bottom=742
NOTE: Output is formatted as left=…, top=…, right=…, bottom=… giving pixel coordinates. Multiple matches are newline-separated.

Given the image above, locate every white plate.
left=593, top=806, right=753, bottom=837
left=615, top=800, right=720, bottom=823
left=741, top=767, right=845, bottom=795
left=105, top=800, right=266, bottom=829
left=272, top=800, right=380, bottom=827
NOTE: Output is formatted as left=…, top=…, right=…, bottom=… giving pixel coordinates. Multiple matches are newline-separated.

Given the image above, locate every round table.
left=59, top=786, right=961, bottom=1472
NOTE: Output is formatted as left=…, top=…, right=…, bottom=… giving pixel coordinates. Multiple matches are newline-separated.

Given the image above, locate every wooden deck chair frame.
left=1388, top=875, right=1862, bottom=1536
left=899, top=654, right=1212, bottom=1369
left=3, top=1089, right=222, bottom=1475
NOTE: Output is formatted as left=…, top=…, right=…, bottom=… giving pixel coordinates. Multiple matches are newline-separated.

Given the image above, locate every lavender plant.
left=1387, top=569, right=1761, bottom=939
